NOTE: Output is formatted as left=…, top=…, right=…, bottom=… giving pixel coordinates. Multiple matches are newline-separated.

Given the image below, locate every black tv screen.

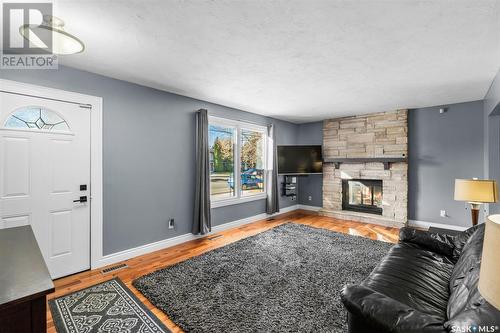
left=277, top=145, right=323, bottom=175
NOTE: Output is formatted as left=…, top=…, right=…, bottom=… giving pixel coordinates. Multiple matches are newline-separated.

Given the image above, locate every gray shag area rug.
left=133, top=223, right=392, bottom=333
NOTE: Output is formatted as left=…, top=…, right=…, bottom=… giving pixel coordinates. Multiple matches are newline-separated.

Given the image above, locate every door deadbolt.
left=73, top=196, right=87, bottom=203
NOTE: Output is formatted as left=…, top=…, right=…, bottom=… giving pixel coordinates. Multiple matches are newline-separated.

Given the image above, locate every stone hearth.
left=320, top=110, right=408, bottom=228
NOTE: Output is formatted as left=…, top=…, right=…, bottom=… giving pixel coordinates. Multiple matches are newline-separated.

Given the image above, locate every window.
left=240, top=129, right=265, bottom=196
left=209, top=123, right=236, bottom=200
left=209, top=117, right=267, bottom=206
left=4, top=107, right=70, bottom=132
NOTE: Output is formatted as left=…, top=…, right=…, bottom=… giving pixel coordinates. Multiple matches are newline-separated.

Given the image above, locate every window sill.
left=211, top=193, right=267, bottom=208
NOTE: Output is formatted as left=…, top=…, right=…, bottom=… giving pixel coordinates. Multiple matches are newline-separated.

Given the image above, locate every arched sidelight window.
left=4, top=107, right=70, bottom=132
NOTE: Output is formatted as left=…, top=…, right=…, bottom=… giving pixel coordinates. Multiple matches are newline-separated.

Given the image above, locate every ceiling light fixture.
left=19, top=15, right=85, bottom=55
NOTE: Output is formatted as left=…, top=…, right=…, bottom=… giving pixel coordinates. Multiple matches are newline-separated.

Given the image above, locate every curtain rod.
left=205, top=112, right=271, bottom=127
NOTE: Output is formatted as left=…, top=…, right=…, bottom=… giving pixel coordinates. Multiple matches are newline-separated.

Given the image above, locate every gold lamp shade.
left=479, top=215, right=500, bottom=309
left=454, top=179, right=498, bottom=203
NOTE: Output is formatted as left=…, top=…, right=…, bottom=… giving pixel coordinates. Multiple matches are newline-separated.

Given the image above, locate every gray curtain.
left=192, top=109, right=211, bottom=234
left=266, top=124, right=280, bottom=214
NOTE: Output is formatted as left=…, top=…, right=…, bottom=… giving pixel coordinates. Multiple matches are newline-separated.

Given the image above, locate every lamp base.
left=470, top=203, right=480, bottom=226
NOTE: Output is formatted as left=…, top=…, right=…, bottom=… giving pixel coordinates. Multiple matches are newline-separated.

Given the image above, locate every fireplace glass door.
left=342, top=179, right=383, bottom=215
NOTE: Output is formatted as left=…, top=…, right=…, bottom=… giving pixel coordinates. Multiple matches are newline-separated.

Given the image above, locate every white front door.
left=0, top=91, right=91, bottom=279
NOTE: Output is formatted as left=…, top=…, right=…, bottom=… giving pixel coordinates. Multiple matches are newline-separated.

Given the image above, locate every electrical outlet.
left=440, top=210, right=447, bottom=218
left=168, top=218, right=175, bottom=229
left=308, top=196, right=312, bottom=201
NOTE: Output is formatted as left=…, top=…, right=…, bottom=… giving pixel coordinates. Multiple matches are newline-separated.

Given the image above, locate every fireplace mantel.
left=323, top=157, right=407, bottom=170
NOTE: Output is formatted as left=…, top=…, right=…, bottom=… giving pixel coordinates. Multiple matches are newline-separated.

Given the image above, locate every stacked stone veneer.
left=320, top=110, right=408, bottom=228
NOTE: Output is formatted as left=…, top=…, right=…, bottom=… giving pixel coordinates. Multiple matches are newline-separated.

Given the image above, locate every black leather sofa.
left=341, top=224, right=500, bottom=333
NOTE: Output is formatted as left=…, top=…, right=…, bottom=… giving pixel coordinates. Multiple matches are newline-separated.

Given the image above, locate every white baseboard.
left=94, top=204, right=299, bottom=269
left=297, top=204, right=322, bottom=211
left=211, top=204, right=298, bottom=232
left=96, top=232, right=202, bottom=268
left=95, top=208, right=474, bottom=269
left=408, top=219, right=468, bottom=231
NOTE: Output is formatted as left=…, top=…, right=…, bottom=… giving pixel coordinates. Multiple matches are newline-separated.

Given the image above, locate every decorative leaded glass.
left=4, top=107, right=70, bottom=132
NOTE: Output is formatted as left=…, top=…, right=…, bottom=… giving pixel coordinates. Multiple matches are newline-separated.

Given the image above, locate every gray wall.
left=484, top=114, right=500, bottom=215
left=0, top=66, right=298, bottom=255
left=483, top=67, right=500, bottom=214
left=409, top=100, right=485, bottom=227
left=296, top=121, right=323, bottom=207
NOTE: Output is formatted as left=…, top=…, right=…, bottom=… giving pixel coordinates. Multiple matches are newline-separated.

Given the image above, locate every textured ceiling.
left=54, top=0, right=500, bottom=123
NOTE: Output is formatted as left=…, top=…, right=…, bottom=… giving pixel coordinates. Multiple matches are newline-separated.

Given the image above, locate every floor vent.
left=101, top=263, right=128, bottom=274
left=208, top=235, right=223, bottom=241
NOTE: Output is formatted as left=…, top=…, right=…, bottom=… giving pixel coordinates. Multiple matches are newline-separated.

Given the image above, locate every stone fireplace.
left=320, top=110, right=408, bottom=228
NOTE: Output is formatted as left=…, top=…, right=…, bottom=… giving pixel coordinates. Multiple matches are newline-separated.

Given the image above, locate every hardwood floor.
left=46, top=210, right=400, bottom=332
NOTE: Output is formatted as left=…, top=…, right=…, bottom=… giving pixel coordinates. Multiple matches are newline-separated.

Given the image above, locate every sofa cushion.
left=342, top=285, right=448, bottom=333
left=399, top=227, right=455, bottom=258
left=448, top=225, right=485, bottom=319
left=362, top=243, right=454, bottom=319
left=449, top=224, right=484, bottom=291
left=445, top=300, right=500, bottom=331
left=452, top=224, right=483, bottom=259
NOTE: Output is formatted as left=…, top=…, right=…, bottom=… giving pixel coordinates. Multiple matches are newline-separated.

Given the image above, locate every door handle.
left=73, top=196, right=88, bottom=203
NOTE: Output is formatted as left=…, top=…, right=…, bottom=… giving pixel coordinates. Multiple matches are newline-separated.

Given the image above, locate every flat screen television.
left=277, top=145, right=323, bottom=175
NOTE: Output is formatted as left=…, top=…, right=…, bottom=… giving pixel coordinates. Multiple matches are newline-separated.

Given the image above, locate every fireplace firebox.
left=342, top=179, right=383, bottom=215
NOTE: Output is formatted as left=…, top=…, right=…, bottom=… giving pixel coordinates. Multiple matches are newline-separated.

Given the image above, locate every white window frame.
left=209, top=116, right=267, bottom=208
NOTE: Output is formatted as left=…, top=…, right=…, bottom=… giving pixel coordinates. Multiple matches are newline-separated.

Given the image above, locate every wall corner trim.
left=408, top=219, right=468, bottom=231
left=93, top=204, right=300, bottom=269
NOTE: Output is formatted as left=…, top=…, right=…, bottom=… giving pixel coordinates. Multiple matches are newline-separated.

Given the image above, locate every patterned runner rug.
left=49, top=278, right=170, bottom=333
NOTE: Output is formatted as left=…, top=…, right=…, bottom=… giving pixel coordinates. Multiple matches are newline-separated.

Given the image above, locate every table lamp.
left=478, top=215, right=500, bottom=309
left=454, top=179, right=498, bottom=226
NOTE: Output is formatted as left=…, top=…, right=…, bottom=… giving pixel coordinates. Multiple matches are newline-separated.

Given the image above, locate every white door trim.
left=0, top=79, right=104, bottom=270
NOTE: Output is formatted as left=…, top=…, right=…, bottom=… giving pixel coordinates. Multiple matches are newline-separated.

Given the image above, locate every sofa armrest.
left=341, top=285, right=447, bottom=333
left=399, top=227, right=455, bottom=257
